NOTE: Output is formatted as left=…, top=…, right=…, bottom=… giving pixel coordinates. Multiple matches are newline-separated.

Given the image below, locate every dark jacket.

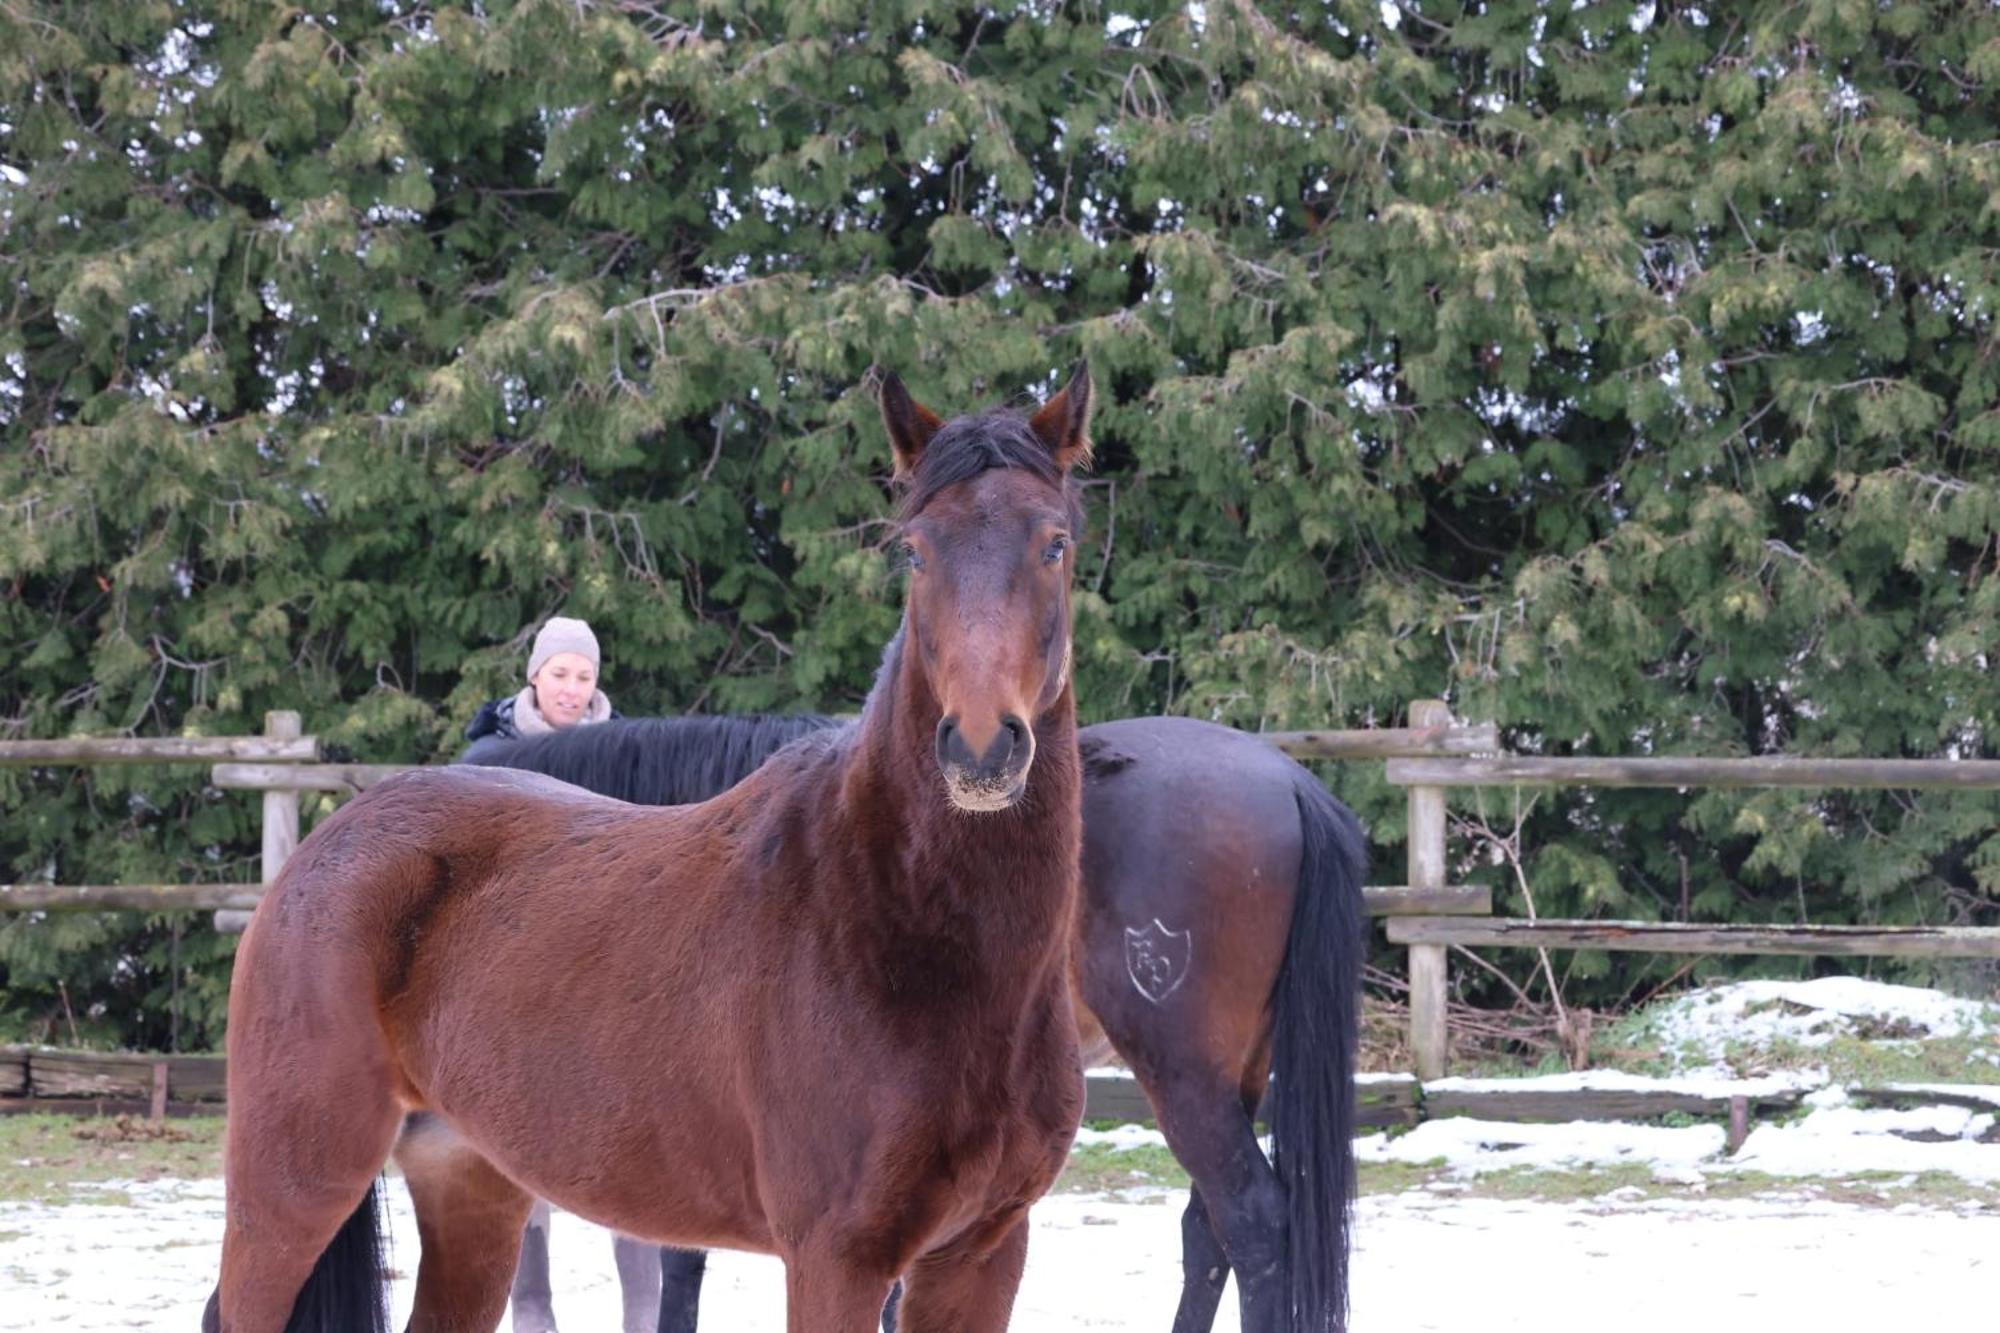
left=464, top=694, right=524, bottom=743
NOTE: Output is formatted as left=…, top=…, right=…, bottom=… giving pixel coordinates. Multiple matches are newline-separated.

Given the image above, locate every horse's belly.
left=398, top=992, right=772, bottom=1245
left=399, top=1111, right=775, bottom=1254
left=537, top=1167, right=775, bottom=1255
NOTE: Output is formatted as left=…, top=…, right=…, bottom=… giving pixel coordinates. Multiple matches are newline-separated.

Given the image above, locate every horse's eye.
left=899, top=540, right=924, bottom=571
left=1043, top=536, right=1070, bottom=564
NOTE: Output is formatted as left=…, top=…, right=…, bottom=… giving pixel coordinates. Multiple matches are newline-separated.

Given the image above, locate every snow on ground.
left=1359, top=1100, right=2000, bottom=1184
left=4, top=1174, right=1999, bottom=1332
left=1863, top=1082, right=2000, bottom=1109
left=1642, top=976, right=1998, bottom=1073
left=1422, top=1067, right=1817, bottom=1099
left=1358, top=1117, right=1728, bottom=1176
left=1728, top=1089, right=2000, bottom=1183
left=1359, top=1076, right=1998, bottom=1184
left=7, top=978, right=1997, bottom=1328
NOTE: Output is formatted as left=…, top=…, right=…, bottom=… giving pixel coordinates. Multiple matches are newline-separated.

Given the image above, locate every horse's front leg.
left=892, top=1214, right=1030, bottom=1333
left=782, top=1240, right=899, bottom=1333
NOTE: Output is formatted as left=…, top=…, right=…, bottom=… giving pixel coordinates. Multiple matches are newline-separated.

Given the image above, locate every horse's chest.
left=897, top=1097, right=1074, bottom=1244
left=926, top=1034, right=1082, bottom=1186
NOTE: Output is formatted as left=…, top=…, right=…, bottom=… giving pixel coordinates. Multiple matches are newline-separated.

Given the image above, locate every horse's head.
left=879, top=364, right=1093, bottom=813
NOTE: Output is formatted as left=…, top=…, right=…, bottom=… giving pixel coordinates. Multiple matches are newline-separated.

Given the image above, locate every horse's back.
left=247, top=765, right=648, bottom=918
left=1078, top=716, right=1309, bottom=897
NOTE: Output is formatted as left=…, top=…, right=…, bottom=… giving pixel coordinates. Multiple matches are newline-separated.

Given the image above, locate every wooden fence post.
left=1407, top=699, right=1451, bottom=1081
left=213, top=711, right=300, bottom=935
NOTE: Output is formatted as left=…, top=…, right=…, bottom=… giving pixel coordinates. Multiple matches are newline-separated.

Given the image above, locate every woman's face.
left=531, top=651, right=598, bottom=727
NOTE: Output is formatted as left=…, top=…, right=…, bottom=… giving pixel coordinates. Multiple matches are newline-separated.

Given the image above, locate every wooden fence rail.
left=0, top=884, right=267, bottom=912
left=9, top=1045, right=1847, bottom=1145
left=10, top=707, right=1999, bottom=1086
left=210, top=761, right=413, bottom=793
left=1266, top=722, right=1500, bottom=760
left=1386, top=917, right=2000, bottom=958
left=2, top=881, right=1490, bottom=917
left=0, top=735, right=319, bottom=765
left=208, top=727, right=1505, bottom=795
left=1387, top=755, right=2000, bottom=791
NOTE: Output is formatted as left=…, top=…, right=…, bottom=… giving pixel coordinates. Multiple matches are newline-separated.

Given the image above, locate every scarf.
left=509, top=684, right=613, bottom=738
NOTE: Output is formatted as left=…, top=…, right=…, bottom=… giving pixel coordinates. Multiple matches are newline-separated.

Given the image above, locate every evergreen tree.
left=2, top=1, right=1995, bottom=1046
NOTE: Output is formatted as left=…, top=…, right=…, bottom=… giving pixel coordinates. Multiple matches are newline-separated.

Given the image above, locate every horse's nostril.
left=979, top=716, right=1029, bottom=774
left=935, top=716, right=968, bottom=771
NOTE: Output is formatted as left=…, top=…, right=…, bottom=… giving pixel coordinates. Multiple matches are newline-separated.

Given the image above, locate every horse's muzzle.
left=936, top=714, right=1034, bottom=811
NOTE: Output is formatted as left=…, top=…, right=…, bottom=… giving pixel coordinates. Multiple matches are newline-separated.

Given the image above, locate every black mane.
left=458, top=714, right=846, bottom=805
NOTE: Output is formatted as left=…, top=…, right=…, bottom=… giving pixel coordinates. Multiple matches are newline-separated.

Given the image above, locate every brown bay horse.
left=207, top=367, right=1097, bottom=1332
left=466, top=713, right=1368, bottom=1333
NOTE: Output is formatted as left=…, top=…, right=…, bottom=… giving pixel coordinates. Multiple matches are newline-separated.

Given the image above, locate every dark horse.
left=206, top=367, right=1097, bottom=1332
left=468, top=710, right=1367, bottom=1333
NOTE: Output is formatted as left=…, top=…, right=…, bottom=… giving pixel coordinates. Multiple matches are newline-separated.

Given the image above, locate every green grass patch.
left=1588, top=993, right=2000, bottom=1085
left=1764, top=1169, right=2000, bottom=1210
left=1055, top=1140, right=1188, bottom=1198
left=1590, top=1028, right=2000, bottom=1085
left=1355, top=1159, right=1436, bottom=1195
left=1459, top=1162, right=1661, bottom=1201
left=1060, top=1139, right=1445, bottom=1201
left=0, top=1114, right=225, bottom=1207
left=1809, top=1033, right=2000, bottom=1086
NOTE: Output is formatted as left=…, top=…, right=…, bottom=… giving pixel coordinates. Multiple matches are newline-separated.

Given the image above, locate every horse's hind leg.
left=1170, top=1188, right=1231, bottom=1333
left=657, top=1248, right=709, bottom=1333
left=509, top=1201, right=558, bottom=1333
left=611, top=1235, right=662, bottom=1333
left=396, top=1115, right=537, bottom=1333
left=214, top=1065, right=401, bottom=1331
left=1148, top=1077, right=1288, bottom=1333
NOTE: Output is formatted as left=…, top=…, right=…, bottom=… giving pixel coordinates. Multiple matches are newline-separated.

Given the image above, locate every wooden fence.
left=1385, top=715, right=2000, bottom=1076
left=8, top=704, right=2000, bottom=1083
left=0, top=711, right=1501, bottom=929
left=4, top=1043, right=1829, bottom=1152
left=2, top=1043, right=227, bottom=1118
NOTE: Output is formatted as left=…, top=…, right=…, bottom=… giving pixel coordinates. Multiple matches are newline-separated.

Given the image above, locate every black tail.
left=285, top=1180, right=390, bottom=1333
left=1269, top=776, right=1369, bottom=1331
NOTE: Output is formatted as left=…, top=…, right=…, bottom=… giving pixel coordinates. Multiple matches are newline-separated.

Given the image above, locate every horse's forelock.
left=894, top=409, right=1084, bottom=532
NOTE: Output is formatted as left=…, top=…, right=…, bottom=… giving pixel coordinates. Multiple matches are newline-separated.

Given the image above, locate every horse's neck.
left=841, top=633, right=1082, bottom=956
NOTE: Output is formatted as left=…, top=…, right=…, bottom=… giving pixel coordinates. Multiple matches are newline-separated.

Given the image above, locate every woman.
left=465, top=616, right=615, bottom=744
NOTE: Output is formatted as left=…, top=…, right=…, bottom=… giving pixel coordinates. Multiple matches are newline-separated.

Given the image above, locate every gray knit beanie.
left=527, top=616, right=601, bottom=681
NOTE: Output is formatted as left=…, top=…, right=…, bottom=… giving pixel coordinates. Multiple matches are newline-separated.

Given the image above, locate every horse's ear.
left=1029, top=362, right=1094, bottom=472
left=876, top=369, right=944, bottom=477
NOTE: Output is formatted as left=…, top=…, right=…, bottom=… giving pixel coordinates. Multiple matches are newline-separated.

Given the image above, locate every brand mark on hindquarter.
left=1124, top=919, right=1192, bottom=1003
